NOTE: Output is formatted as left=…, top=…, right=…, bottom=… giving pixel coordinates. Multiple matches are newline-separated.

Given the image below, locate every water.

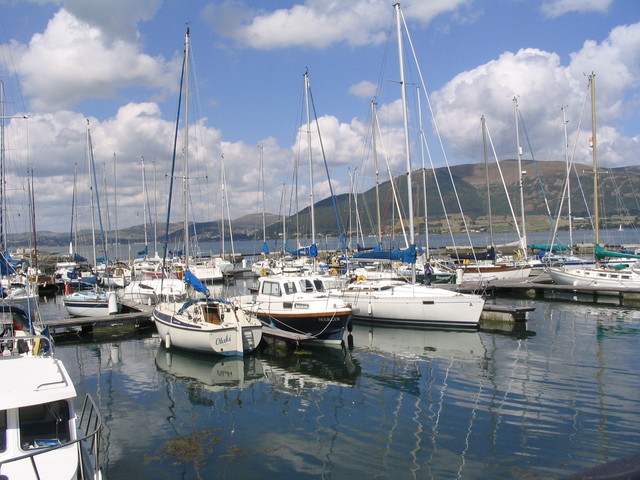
left=38, top=283, right=640, bottom=480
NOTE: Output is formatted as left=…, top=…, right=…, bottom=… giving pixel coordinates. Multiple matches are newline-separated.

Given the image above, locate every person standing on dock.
left=423, top=262, right=433, bottom=286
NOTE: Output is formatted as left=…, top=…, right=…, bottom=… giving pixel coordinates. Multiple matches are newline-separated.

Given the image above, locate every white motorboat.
left=234, top=273, right=354, bottom=345
left=0, top=307, right=103, bottom=480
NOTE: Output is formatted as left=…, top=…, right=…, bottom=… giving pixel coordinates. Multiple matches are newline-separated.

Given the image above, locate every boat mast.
left=394, top=3, right=416, bottom=281
left=113, top=153, right=119, bottom=260
left=370, top=101, right=382, bottom=246
left=220, top=155, right=226, bottom=258
left=0, top=81, right=5, bottom=253
left=304, top=71, right=316, bottom=247
left=417, top=87, right=429, bottom=254
left=561, top=106, right=573, bottom=247
left=183, top=28, right=191, bottom=268
left=259, top=145, right=266, bottom=252
left=482, top=115, right=494, bottom=248
left=590, top=73, right=599, bottom=245
left=86, top=120, right=98, bottom=270
left=513, top=96, right=527, bottom=259
left=141, top=156, right=149, bottom=249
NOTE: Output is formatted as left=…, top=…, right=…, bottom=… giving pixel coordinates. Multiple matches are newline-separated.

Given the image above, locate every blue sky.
left=0, top=0, right=638, bottom=234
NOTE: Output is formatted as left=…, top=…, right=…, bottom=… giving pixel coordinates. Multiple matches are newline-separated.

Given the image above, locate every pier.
left=455, top=274, right=640, bottom=307
left=46, top=299, right=153, bottom=335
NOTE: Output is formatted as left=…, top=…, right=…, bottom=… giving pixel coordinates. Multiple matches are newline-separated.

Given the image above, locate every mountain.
left=265, top=159, right=640, bottom=239
left=10, top=160, right=640, bottom=248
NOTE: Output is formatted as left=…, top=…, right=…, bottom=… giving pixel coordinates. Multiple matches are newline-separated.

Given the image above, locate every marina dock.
left=46, top=299, right=153, bottom=335
left=456, top=274, right=640, bottom=306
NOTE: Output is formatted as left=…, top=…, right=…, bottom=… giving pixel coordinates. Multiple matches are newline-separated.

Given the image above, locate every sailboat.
left=0, top=81, right=38, bottom=309
left=332, top=4, right=484, bottom=328
left=152, top=28, right=262, bottom=356
left=547, top=73, right=640, bottom=293
left=454, top=113, right=532, bottom=282
left=62, top=121, right=121, bottom=317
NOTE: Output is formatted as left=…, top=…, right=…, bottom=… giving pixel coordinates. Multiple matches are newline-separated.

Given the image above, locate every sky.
left=0, top=0, right=638, bottom=235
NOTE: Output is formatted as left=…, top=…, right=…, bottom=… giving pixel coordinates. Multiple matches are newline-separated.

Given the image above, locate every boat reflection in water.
left=348, top=321, right=486, bottom=362
left=258, top=344, right=362, bottom=393
left=155, top=346, right=265, bottom=391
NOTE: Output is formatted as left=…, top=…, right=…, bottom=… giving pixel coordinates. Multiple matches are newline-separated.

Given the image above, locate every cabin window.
left=262, top=281, right=281, bottom=296
left=0, top=410, right=6, bottom=452
left=299, top=279, right=314, bottom=292
left=313, top=280, right=325, bottom=292
left=621, top=275, right=631, bottom=280
left=283, top=282, right=296, bottom=295
left=19, top=400, right=71, bottom=450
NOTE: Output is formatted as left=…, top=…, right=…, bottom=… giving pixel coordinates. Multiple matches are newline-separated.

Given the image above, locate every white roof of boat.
left=0, top=355, right=77, bottom=410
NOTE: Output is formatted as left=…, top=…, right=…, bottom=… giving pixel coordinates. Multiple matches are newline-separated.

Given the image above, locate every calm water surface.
left=40, top=281, right=640, bottom=480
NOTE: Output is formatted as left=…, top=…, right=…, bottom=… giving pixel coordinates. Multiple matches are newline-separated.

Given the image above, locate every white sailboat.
left=333, top=4, right=484, bottom=329
left=152, top=29, right=262, bottom=356
left=547, top=73, right=640, bottom=293
left=63, top=121, right=121, bottom=317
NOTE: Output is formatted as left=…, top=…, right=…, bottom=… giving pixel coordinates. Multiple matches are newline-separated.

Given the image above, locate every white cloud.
left=26, top=0, right=161, bottom=42
left=5, top=9, right=180, bottom=111
left=206, top=0, right=470, bottom=50
left=430, top=22, right=640, bottom=167
left=349, top=80, right=378, bottom=99
left=541, top=0, right=613, bottom=18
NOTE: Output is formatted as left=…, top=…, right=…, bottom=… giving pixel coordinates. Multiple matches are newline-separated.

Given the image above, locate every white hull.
left=188, top=264, right=224, bottom=282
left=1, top=331, right=103, bottom=480
left=460, top=264, right=532, bottom=282
left=153, top=300, right=262, bottom=356
left=547, top=266, right=640, bottom=294
left=335, top=280, right=484, bottom=328
left=63, top=291, right=120, bottom=317
left=119, top=277, right=187, bottom=306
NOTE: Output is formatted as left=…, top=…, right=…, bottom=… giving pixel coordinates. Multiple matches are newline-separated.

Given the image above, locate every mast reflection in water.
left=50, top=294, right=640, bottom=479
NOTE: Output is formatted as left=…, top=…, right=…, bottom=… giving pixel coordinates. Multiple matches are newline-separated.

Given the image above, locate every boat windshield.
left=19, top=400, right=71, bottom=450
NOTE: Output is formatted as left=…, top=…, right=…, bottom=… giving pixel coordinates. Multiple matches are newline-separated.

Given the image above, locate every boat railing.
left=0, top=394, right=104, bottom=479
left=0, top=334, right=54, bottom=358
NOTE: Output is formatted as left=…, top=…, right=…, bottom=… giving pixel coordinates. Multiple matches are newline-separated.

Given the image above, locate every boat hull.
left=153, top=302, right=262, bottom=356
left=337, top=282, right=484, bottom=328
left=547, top=266, right=640, bottom=295
left=250, top=309, right=352, bottom=344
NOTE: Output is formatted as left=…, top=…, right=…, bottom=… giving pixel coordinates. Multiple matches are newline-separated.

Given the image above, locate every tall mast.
left=417, top=87, right=428, bottom=253
left=183, top=28, right=191, bottom=266
left=153, top=160, right=158, bottom=256
left=304, top=71, right=316, bottom=246
left=370, top=101, right=382, bottom=245
left=86, top=120, right=98, bottom=269
left=141, top=156, right=148, bottom=248
left=0, top=81, right=5, bottom=252
left=482, top=115, right=494, bottom=248
left=590, top=73, right=598, bottom=245
left=561, top=106, right=573, bottom=247
left=513, top=96, right=527, bottom=259
left=396, top=4, right=414, bottom=244
left=113, top=153, right=119, bottom=260
left=259, top=145, right=266, bottom=250
left=395, top=3, right=415, bottom=281
left=220, top=154, right=226, bottom=256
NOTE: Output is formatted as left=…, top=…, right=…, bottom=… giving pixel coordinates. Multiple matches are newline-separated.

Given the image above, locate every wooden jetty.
left=46, top=299, right=153, bottom=335
left=455, top=274, right=640, bottom=307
